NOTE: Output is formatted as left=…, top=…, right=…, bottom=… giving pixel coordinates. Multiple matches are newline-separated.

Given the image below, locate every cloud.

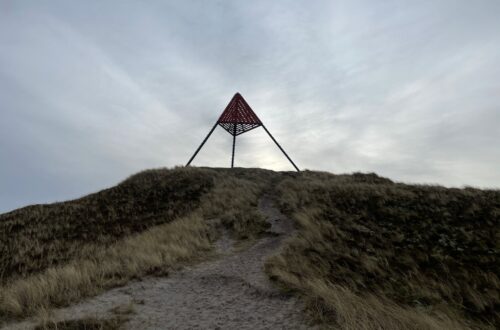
left=1, top=0, right=499, bottom=212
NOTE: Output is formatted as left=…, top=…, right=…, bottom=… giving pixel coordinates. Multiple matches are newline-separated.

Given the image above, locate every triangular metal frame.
left=186, top=93, right=300, bottom=171
left=218, top=93, right=262, bottom=136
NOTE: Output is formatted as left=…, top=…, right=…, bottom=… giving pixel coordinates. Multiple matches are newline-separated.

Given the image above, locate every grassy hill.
left=0, top=167, right=498, bottom=329
left=0, top=168, right=214, bottom=282
left=266, top=171, right=500, bottom=329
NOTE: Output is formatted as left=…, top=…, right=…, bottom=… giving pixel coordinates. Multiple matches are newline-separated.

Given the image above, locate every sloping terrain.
left=0, top=168, right=499, bottom=329
left=267, top=171, right=500, bottom=329
left=0, top=167, right=273, bottom=321
left=7, top=196, right=313, bottom=330
left=0, top=168, right=214, bottom=282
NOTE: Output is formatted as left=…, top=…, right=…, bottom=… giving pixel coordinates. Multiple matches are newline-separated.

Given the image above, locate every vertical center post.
left=231, top=124, right=236, bottom=168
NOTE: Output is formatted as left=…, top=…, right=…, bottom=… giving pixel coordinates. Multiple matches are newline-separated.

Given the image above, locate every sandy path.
left=5, top=196, right=314, bottom=330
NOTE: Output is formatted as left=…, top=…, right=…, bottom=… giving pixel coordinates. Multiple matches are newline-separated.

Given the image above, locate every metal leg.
left=231, top=124, right=236, bottom=168
left=262, top=125, right=300, bottom=172
left=186, top=122, right=218, bottom=167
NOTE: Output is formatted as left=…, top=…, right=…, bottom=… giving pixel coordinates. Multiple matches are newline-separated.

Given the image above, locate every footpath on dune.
left=6, top=195, right=314, bottom=330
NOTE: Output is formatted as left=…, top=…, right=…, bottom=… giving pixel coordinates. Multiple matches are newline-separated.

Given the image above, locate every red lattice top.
left=217, top=93, right=262, bottom=136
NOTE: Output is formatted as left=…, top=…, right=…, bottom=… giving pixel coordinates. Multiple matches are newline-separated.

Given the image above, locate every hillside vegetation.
left=0, top=168, right=214, bottom=282
left=0, top=167, right=273, bottom=322
left=0, top=167, right=499, bottom=330
left=266, top=171, right=500, bottom=329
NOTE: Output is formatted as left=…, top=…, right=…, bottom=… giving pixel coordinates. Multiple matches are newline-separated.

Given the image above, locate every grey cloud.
left=1, top=0, right=499, bottom=212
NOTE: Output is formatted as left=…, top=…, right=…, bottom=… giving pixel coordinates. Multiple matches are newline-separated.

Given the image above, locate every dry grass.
left=266, top=170, right=500, bottom=329
left=34, top=301, right=135, bottom=330
left=35, top=316, right=127, bottom=330
left=2, top=167, right=497, bottom=330
left=269, top=255, right=473, bottom=330
left=0, top=167, right=273, bottom=324
left=0, top=167, right=215, bottom=283
left=0, top=213, right=211, bottom=319
left=199, top=168, right=271, bottom=239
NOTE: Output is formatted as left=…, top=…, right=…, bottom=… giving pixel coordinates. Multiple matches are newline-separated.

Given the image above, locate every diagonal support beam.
left=186, top=122, right=218, bottom=167
left=262, top=125, right=300, bottom=172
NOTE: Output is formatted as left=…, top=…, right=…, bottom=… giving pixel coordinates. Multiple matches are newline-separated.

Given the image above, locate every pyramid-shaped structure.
left=186, top=92, right=300, bottom=171
left=217, top=93, right=262, bottom=136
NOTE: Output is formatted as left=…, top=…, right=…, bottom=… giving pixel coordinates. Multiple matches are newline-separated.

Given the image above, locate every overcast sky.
left=1, top=0, right=499, bottom=213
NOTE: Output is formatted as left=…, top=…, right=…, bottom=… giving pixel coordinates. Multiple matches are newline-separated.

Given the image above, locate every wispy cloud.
left=1, top=0, right=499, bottom=212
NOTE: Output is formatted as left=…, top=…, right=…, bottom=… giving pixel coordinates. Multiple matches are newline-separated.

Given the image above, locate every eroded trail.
left=7, top=196, right=313, bottom=330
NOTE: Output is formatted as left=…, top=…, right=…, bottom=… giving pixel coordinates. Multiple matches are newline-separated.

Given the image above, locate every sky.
left=1, top=0, right=499, bottom=213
